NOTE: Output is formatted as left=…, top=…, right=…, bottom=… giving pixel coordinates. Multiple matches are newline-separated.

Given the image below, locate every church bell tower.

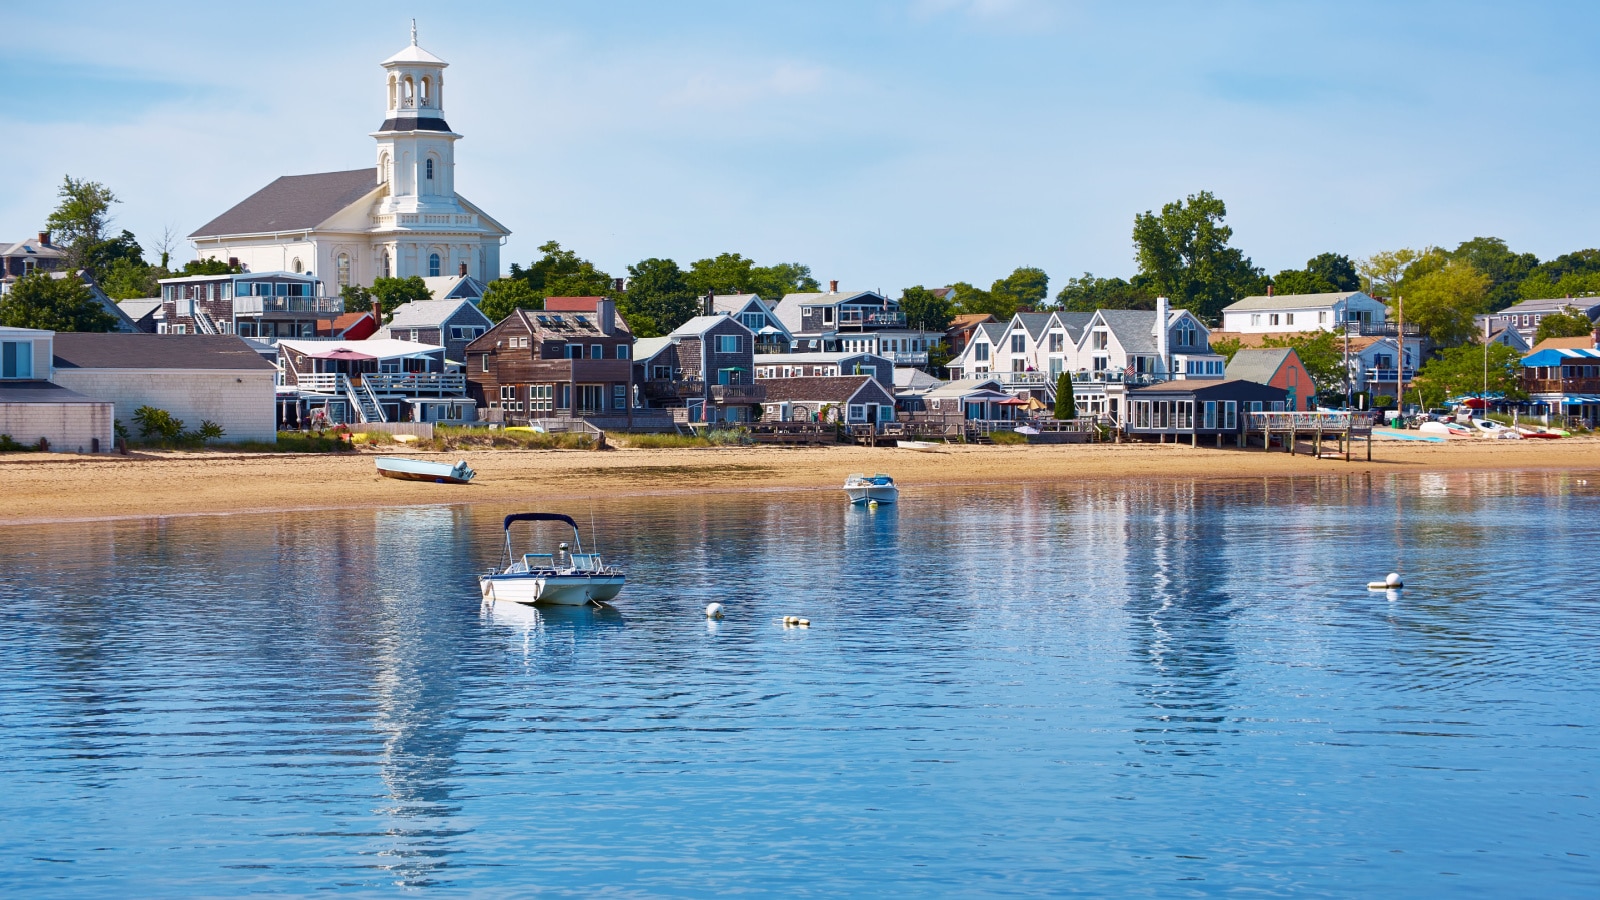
left=373, top=22, right=460, bottom=216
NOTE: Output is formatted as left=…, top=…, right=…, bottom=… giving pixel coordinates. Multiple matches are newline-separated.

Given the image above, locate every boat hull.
left=375, top=456, right=475, bottom=484
left=378, top=468, right=472, bottom=484
left=845, top=485, right=898, bottom=504
left=480, top=573, right=626, bottom=606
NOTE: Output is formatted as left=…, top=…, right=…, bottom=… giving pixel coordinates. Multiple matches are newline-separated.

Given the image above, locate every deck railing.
left=1523, top=376, right=1600, bottom=394
left=363, top=372, right=466, bottom=395
left=1247, top=411, right=1376, bottom=432
left=710, top=383, right=767, bottom=403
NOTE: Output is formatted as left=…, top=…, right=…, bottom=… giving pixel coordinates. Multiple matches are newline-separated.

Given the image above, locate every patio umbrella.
left=310, top=347, right=378, bottom=361
left=1463, top=397, right=1489, bottom=409
left=1023, top=396, right=1049, bottom=410
left=998, top=397, right=1029, bottom=406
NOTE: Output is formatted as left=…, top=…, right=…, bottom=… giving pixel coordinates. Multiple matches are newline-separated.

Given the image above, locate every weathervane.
left=410, top=19, right=418, bottom=45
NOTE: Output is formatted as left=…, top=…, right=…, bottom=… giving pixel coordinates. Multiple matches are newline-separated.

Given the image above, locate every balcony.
left=363, top=372, right=466, bottom=395
left=993, top=371, right=1053, bottom=389
left=1365, top=368, right=1417, bottom=384
left=1524, top=376, right=1600, bottom=394
left=837, top=310, right=907, bottom=330
left=1343, top=321, right=1420, bottom=337
left=234, top=295, right=345, bottom=316
left=710, top=383, right=767, bottom=403
left=892, top=351, right=928, bottom=365
left=641, top=378, right=705, bottom=401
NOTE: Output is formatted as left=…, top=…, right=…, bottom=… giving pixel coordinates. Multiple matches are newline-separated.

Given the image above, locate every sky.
left=5, top=1, right=1599, bottom=294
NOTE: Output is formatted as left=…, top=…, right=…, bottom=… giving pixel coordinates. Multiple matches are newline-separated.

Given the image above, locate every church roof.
left=190, top=169, right=379, bottom=238
left=383, top=43, right=447, bottom=66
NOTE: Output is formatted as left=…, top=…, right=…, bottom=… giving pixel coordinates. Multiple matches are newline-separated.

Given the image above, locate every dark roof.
left=1127, top=378, right=1288, bottom=400
left=0, top=381, right=103, bottom=404
left=190, top=169, right=378, bottom=238
left=376, top=116, right=452, bottom=133
left=1225, top=348, right=1296, bottom=385
left=760, top=375, right=891, bottom=405
left=52, top=334, right=278, bottom=370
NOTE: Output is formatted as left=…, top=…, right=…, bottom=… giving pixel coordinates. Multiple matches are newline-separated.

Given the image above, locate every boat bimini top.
left=498, top=512, right=610, bottom=575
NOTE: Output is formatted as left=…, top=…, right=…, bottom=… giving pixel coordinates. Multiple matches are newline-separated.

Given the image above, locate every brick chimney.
left=829, top=279, right=838, bottom=293
left=1267, top=284, right=1274, bottom=297
left=37, top=231, right=49, bottom=246
left=459, top=261, right=467, bottom=277
left=703, top=290, right=714, bottom=316
left=372, top=300, right=382, bottom=326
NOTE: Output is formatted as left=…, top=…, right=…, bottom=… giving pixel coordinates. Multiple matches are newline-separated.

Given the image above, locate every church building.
left=189, top=26, right=509, bottom=292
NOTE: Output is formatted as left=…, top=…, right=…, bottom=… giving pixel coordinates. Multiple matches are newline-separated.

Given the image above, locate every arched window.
left=388, top=75, right=397, bottom=109
left=380, top=250, right=391, bottom=279
left=420, top=77, right=430, bottom=107
left=425, top=158, right=434, bottom=181
left=429, top=253, right=441, bottom=278
left=337, top=253, right=351, bottom=288
left=402, top=76, right=415, bottom=108
left=291, top=257, right=303, bottom=274
left=378, top=152, right=390, bottom=183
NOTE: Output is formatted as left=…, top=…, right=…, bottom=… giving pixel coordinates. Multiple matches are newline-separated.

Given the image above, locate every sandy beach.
left=3, top=437, right=1596, bottom=526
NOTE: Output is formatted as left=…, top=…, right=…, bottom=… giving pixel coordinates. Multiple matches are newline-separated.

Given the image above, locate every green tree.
left=1131, top=191, right=1265, bottom=320
left=685, top=253, right=756, bottom=296
left=132, top=406, right=185, bottom=443
left=1054, top=273, right=1155, bottom=311
left=544, top=262, right=612, bottom=299
left=368, top=276, right=433, bottom=320
left=991, top=266, right=1050, bottom=312
left=508, top=241, right=606, bottom=297
left=1209, top=334, right=1243, bottom=362
left=0, top=271, right=118, bottom=332
left=1400, top=261, right=1492, bottom=347
left=45, top=176, right=119, bottom=275
left=100, top=256, right=160, bottom=300
left=180, top=257, right=241, bottom=276
left=478, top=278, right=543, bottom=324
left=1259, top=330, right=1345, bottom=398
left=749, top=261, right=820, bottom=297
left=623, top=257, right=698, bottom=337
left=341, top=284, right=374, bottom=314
left=1412, top=342, right=1527, bottom=408
left=899, top=285, right=953, bottom=333
left=1269, top=268, right=1337, bottom=295
left=1534, top=306, right=1596, bottom=343
left=1357, top=248, right=1424, bottom=299
left=1305, top=252, right=1360, bottom=291
left=950, top=281, right=996, bottom=316
left=1447, top=237, right=1538, bottom=312
left=1053, top=372, right=1076, bottom=420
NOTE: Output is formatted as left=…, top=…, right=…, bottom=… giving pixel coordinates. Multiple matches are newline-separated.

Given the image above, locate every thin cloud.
left=661, top=61, right=833, bottom=111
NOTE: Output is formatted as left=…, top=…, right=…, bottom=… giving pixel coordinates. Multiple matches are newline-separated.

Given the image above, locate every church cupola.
left=373, top=21, right=462, bottom=213
left=378, top=20, right=451, bottom=133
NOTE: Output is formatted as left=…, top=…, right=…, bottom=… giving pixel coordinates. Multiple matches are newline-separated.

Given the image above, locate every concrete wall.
left=0, top=401, right=113, bottom=453
left=53, top=369, right=277, bottom=443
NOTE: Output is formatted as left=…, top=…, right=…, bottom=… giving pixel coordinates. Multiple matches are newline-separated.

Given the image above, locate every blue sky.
left=5, top=1, right=1598, bottom=293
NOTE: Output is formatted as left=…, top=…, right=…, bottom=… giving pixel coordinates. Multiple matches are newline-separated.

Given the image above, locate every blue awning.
left=1521, top=347, right=1600, bottom=366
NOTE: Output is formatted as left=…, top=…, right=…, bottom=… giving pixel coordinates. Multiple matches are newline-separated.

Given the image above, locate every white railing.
left=1247, top=411, right=1376, bottom=431
left=363, top=372, right=466, bottom=394
left=296, top=372, right=344, bottom=393
left=892, top=351, right=928, bottom=365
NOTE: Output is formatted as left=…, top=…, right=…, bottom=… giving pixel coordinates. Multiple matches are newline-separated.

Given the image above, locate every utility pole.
left=1482, top=314, right=1490, bottom=408
left=1396, top=295, right=1405, bottom=422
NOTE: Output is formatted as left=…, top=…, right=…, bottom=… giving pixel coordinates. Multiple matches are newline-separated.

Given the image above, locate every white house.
left=712, top=294, right=793, bottom=352
left=0, top=326, right=114, bottom=453
left=1220, top=291, right=1388, bottom=334
left=188, top=26, right=510, bottom=292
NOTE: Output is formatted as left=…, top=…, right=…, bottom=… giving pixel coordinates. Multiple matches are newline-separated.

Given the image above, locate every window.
left=481, top=354, right=490, bottom=372
left=380, top=251, right=391, bottom=279
left=426, top=159, right=434, bottom=181
left=1049, top=333, right=1064, bottom=352
left=591, top=343, right=603, bottom=360
left=613, top=384, right=627, bottom=409
left=1318, top=311, right=1328, bottom=324
left=1092, top=331, right=1108, bottom=350
left=1177, top=401, right=1194, bottom=429
left=1223, top=401, right=1237, bottom=429
left=652, top=365, right=672, bottom=380
left=577, top=385, right=604, bottom=413
left=565, top=344, right=584, bottom=359
left=1203, top=401, right=1217, bottom=429
left=1, top=340, right=34, bottom=378
left=717, top=334, right=739, bottom=354
left=974, top=343, right=990, bottom=362
left=1250, top=314, right=1262, bottom=326
left=741, top=312, right=764, bottom=330
left=616, top=344, right=629, bottom=360
left=1011, top=334, right=1026, bottom=353
left=409, top=329, right=420, bottom=342
left=291, top=257, right=303, bottom=274
left=337, top=253, right=351, bottom=288
left=1285, top=313, right=1295, bottom=326
left=499, top=385, right=521, bottom=411
left=848, top=404, right=867, bottom=422
left=1270, top=314, right=1281, bottom=326
left=530, top=384, right=553, bottom=412
left=429, top=253, right=441, bottom=278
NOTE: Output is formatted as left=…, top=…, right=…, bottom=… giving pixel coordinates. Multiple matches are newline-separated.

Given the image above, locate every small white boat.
left=480, top=513, right=625, bottom=606
left=896, top=440, right=941, bottom=452
left=844, top=473, right=898, bottom=504
left=375, top=456, right=475, bottom=484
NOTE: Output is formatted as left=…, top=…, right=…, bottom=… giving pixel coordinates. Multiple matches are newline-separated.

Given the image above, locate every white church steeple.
left=373, top=23, right=459, bottom=216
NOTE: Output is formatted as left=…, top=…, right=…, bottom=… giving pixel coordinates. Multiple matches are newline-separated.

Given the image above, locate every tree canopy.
left=899, top=285, right=953, bottom=333
left=683, top=253, right=819, bottom=298
left=1534, top=306, right=1596, bottom=343
left=1054, top=273, right=1154, bottom=311
left=0, top=271, right=118, bottom=332
left=477, top=278, right=543, bottom=324
left=1131, top=191, right=1264, bottom=320
left=622, top=257, right=699, bottom=338
left=45, top=176, right=119, bottom=276
left=1412, top=342, right=1527, bottom=408
left=1399, top=261, right=1491, bottom=347
left=508, top=241, right=611, bottom=299
left=1270, top=253, right=1359, bottom=296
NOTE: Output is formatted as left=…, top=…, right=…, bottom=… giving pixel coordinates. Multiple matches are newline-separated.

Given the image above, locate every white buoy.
left=1367, top=572, right=1404, bottom=590
left=1386, top=572, right=1402, bottom=587
left=706, top=602, right=724, bottom=619
left=868, top=500, right=879, bottom=509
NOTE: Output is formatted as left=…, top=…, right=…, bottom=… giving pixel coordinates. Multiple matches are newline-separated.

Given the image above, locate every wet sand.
left=4, top=438, right=1597, bottom=526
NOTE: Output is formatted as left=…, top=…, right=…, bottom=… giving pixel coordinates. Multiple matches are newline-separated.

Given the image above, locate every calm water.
left=1, top=472, right=1597, bottom=897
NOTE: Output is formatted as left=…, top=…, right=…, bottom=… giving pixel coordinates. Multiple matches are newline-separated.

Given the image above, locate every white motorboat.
left=479, top=513, right=625, bottom=606
left=375, top=456, right=475, bottom=484
left=844, top=473, right=898, bottom=504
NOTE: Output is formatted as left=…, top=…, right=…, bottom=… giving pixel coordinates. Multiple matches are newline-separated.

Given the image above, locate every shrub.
left=706, top=426, right=752, bottom=446
left=0, top=434, right=33, bottom=452
left=196, top=420, right=226, bottom=444
left=987, top=429, right=1029, bottom=445
left=133, top=406, right=185, bottom=443
left=617, top=433, right=713, bottom=449
left=1372, top=394, right=1395, bottom=409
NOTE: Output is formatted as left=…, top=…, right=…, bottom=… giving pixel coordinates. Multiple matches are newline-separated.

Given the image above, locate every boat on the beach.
left=480, top=512, right=625, bottom=606
left=896, top=440, right=941, bottom=452
left=844, top=473, right=898, bottom=504
left=375, top=456, right=476, bottom=484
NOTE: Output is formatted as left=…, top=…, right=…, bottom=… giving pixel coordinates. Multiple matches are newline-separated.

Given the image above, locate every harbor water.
left=0, top=471, right=1595, bottom=896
